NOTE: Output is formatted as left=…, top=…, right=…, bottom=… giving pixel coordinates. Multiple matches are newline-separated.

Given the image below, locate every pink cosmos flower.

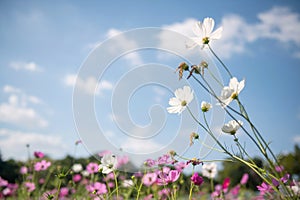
left=175, top=162, right=186, bottom=172
left=2, top=187, right=12, bottom=196
left=191, top=173, right=204, bottom=186
left=257, top=182, right=273, bottom=195
left=158, top=188, right=170, bottom=200
left=144, top=194, right=154, bottom=200
left=275, top=165, right=284, bottom=172
left=34, top=151, right=45, bottom=158
left=86, top=162, right=99, bottom=174
left=157, top=154, right=171, bottom=165
left=34, top=160, right=51, bottom=171
left=240, top=173, right=249, bottom=185
left=231, top=185, right=240, bottom=196
left=107, top=182, right=114, bottom=188
left=157, top=170, right=180, bottom=186
left=73, top=174, right=82, bottom=183
left=144, top=159, right=156, bottom=167
left=24, top=182, right=35, bottom=193
left=20, top=166, right=28, bottom=175
left=39, top=178, right=45, bottom=184
left=0, top=177, right=8, bottom=187
left=59, top=187, right=69, bottom=197
left=98, top=150, right=112, bottom=157
left=142, top=172, right=157, bottom=186
left=117, top=155, right=129, bottom=167
left=86, top=182, right=107, bottom=195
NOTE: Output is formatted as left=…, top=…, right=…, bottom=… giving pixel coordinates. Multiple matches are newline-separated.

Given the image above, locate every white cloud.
left=64, top=74, right=113, bottom=96
left=10, top=61, right=42, bottom=72
left=160, top=6, right=300, bottom=59
left=0, top=85, right=47, bottom=128
left=293, top=135, right=300, bottom=143
left=0, top=128, right=68, bottom=161
left=159, top=18, right=198, bottom=59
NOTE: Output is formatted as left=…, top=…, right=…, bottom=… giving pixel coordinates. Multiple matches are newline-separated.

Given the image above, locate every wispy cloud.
left=10, top=61, right=42, bottom=72
left=0, top=128, right=68, bottom=161
left=161, top=6, right=300, bottom=59
left=64, top=74, right=113, bottom=96
left=0, top=85, right=47, bottom=128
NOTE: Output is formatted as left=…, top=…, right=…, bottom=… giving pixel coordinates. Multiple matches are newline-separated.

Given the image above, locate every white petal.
left=168, top=97, right=180, bottom=106
left=210, top=26, right=223, bottom=40
left=229, top=77, right=239, bottom=90
left=203, top=17, right=214, bottom=36
left=102, top=167, right=113, bottom=174
left=167, top=106, right=181, bottom=114
left=193, top=21, right=203, bottom=37
left=237, top=79, right=245, bottom=94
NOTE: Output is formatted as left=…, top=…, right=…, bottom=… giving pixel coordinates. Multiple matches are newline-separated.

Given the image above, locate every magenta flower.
left=86, top=162, right=99, bottom=174
left=73, top=174, right=82, bottom=183
left=280, top=173, right=290, bottom=183
left=34, top=151, right=45, bottom=158
left=157, top=170, right=180, bottom=185
left=257, top=182, right=273, bottom=195
left=34, top=160, right=51, bottom=171
left=191, top=173, right=204, bottom=186
left=86, top=182, right=107, bottom=195
left=24, top=182, right=35, bottom=193
left=142, top=172, right=157, bottom=186
left=222, top=177, right=230, bottom=192
left=240, top=173, right=249, bottom=185
left=20, top=166, right=28, bottom=175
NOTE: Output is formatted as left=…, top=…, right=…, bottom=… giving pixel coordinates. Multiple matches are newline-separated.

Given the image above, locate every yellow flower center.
left=202, top=37, right=210, bottom=44
left=231, top=92, right=238, bottom=99
left=181, top=100, right=187, bottom=106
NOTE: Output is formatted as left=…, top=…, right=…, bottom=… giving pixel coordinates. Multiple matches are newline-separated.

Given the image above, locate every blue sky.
left=0, top=0, right=300, bottom=167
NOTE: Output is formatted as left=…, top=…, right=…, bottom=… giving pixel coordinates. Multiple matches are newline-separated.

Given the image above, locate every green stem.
left=136, top=178, right=143, bottom=200
left=210, top=178, right=214, bottom=192
left=208, top=44, right=233, bottom=78
left=113, top=171, right=119, bottom=199
left=55, top=179, right=62, bottom=200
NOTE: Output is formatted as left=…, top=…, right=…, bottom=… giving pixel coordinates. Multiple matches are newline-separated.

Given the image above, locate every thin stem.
left=113, top=171, right=119, bottom=199
left=210, top=178, right=214, bottom=192
left=208, top=44, right=233, bottom=78
left=207, top=67, right=224, bottom=88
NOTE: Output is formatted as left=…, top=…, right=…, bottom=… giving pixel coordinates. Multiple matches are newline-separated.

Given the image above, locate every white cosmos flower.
left=189, top=17, right=223, bottom=49
left=202, top=162, right=217, bottom=179
left=167, top=86, right=194, bottom=114
left=222, top=120, right=243, bottom=135
left=98, top=154, right=118, bottom=174
left=219, top=77, right=245, bottom=107
left=201, top=101, right=212, bottom=112
left=72, top=163, right=83, bottom=173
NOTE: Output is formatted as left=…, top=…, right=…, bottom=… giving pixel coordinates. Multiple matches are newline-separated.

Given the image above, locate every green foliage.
left=278, top=144, right=300, bottom=180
